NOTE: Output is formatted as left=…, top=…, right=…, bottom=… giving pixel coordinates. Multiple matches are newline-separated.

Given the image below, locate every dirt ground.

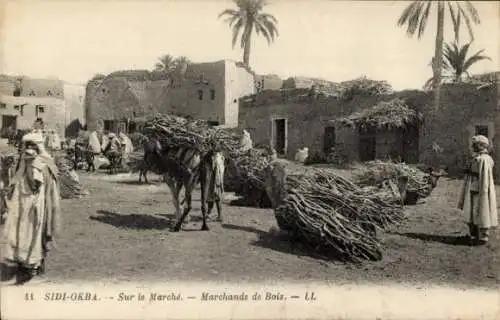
left=1, top=169, right=499, bottom=289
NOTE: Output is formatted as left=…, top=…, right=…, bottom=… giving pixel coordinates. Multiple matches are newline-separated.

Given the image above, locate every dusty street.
left=1, top=171, right=499, bottom=288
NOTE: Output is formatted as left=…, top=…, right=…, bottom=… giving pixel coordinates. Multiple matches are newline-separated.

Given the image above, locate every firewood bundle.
left=225, top=148, right=274, bottom=207
left=142, top=114, right=242, bottom=156
left=353, top=160, right=433, bottom=199
left=270, top=167, right=405, bottom=262
left=338, top=76, right=393, bottom=99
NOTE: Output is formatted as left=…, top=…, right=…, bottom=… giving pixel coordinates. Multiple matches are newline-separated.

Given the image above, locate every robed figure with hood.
left=458, top=135, right=498, bottom=245
left=2, top=132, right=61, bottom=283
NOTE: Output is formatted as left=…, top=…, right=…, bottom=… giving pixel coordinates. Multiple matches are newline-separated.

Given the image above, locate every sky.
left=0, top=0, right=498, bottom=90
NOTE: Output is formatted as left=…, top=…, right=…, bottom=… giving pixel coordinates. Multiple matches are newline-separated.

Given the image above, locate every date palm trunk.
left=243, top=24, right=253, bottom=67
left=433, top=1, right=445, bottom=112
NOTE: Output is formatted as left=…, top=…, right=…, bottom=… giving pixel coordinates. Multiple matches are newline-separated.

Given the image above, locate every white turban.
left=22, top=132, right=45, bottom=144
left=472, top=135, right=489, bottom=147
left=21, top=131, right=51, bottom=158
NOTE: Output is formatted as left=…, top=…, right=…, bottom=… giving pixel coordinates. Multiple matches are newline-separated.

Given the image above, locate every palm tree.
left=397, top=1, right=480, bottom=111
left=155, top=54, right=176, bottom=73
left=173, top=56, right=191, bottom=77
left=218, top=0, right=279, bottom=67
left=423, top=41, right=491, bottom=90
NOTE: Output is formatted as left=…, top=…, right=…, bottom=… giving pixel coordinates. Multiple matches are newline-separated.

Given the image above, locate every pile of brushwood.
left=225, top=148, right=274, bottom=207
left=143, top=115, right=241, bottom=155
left=270, top=164, right=405, bottom=262
left=352, top=160, right=432, bottom=200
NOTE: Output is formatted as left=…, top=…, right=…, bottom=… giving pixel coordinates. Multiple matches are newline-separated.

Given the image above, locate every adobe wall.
left=239, top=84, right=499, bottom=180
left=419, top=83, right=499, bottom=179
left=238, top=89, right=428, bottom=161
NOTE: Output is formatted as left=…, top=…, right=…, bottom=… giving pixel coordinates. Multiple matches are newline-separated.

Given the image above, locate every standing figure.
left=102, top=133, right=123, bottom=174
left=239, top=130, right=253, bottom=152
left=458, top=135, right=498, bottom=245
left=1, top=132, right=61, bottom=284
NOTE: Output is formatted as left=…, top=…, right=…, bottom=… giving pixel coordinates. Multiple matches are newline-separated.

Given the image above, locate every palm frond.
left=463, top=1, right=481, bottom=24
left=448, top=2, right=460, bottom=43
left=417, top=1, right=432, bottom=39
left=397, top=1, right=429, bottom=38
left=218, top=9, right=239, bottom=19
left=458, top=42, right=471, bottom=66
left=457, top=4, right=476, bottom=41
left=397, top=1, right=421, bottom=27
left=259, top=13, right=278, bottom=24
left=154, top=63, right=164, bottom=71
left=254, top=21, right=271, bottom=44
left=462, top=51, right=491, bottom=72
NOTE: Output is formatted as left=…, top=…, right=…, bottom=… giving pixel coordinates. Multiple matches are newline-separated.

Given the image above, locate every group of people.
left=0, top=127, right=497, bottom=285
left=72, top=130, right=134, bottom=173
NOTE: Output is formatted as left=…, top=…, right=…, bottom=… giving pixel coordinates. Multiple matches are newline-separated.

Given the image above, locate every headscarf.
left=472, top=135, right=489, bottom=147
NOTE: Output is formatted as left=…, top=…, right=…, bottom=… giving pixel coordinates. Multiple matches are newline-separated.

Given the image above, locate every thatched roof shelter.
left=335, top=98, right=423, bottom=131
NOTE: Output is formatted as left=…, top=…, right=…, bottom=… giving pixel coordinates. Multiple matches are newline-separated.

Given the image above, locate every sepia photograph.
left=0, top=0, right=499, bottom=319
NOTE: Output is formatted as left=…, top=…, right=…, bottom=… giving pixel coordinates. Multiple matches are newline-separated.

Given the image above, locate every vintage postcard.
left=0, top=0, right=499, bottom=319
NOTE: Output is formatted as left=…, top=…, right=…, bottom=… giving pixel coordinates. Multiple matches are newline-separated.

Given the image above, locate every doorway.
left=323, top=126, right=336, bottom=154
left=1, top=115, right=17, bottom=138
left=359, top=127, right=376, bottom=161
left=2, top=115, right=17, bottom=131
left=272, top=118, right=287, bottom=155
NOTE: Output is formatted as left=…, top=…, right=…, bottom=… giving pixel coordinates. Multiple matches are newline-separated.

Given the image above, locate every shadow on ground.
left=112, top=180, right=156, bottom=186
left=391, top=232, right=473, bottom=246
left=90, top=210, right=173, bottom=230
left=222, top=223, right=372, bottom=264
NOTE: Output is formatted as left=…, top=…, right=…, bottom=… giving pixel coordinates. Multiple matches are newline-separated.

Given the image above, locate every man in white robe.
left=2, top=132, right=61, bottom=283
left=239, top=130, right=253, bottom=152
left=118, top=132, right=134, bottom=167
left=458, top=135, right=498, bottom=245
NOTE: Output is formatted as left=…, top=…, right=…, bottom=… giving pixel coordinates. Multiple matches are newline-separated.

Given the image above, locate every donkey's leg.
left=215, top=199, right=222, bottom=223
left=207, top=201, right=214, bottom=216
left=173, top=181, right=194, bottom=232
left=199, top=176, right=210, bottom=231
left=172, top=182, right=182, bottom=222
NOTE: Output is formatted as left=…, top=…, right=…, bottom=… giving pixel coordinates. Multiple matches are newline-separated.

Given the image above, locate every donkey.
left=138, top=137, right=159, bottom=184
left=145, top=138, right=225, bottom=231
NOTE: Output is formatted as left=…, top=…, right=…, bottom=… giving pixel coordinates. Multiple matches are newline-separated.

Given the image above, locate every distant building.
left=238, top=72, right=500, bottom=179
left=0, top=94, right=66, bottom=138
left=255, top=74, right=283, bottom=92
left=85, top=59, right=255, bottom=132
left=0, top=75, right=86, bottom=138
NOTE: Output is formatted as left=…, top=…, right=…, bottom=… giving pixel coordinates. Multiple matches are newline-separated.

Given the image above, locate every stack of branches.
left=225, top=148, right=273, bottom=207
left=273, top=168, right=404, bottom=263
left=353, top=160, right=432, bottom=199
left=143, top=114, right=242, bottom=156
left=336, top=98, right=422, bottom=131
left=338, top=76, right=393, bottom=100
